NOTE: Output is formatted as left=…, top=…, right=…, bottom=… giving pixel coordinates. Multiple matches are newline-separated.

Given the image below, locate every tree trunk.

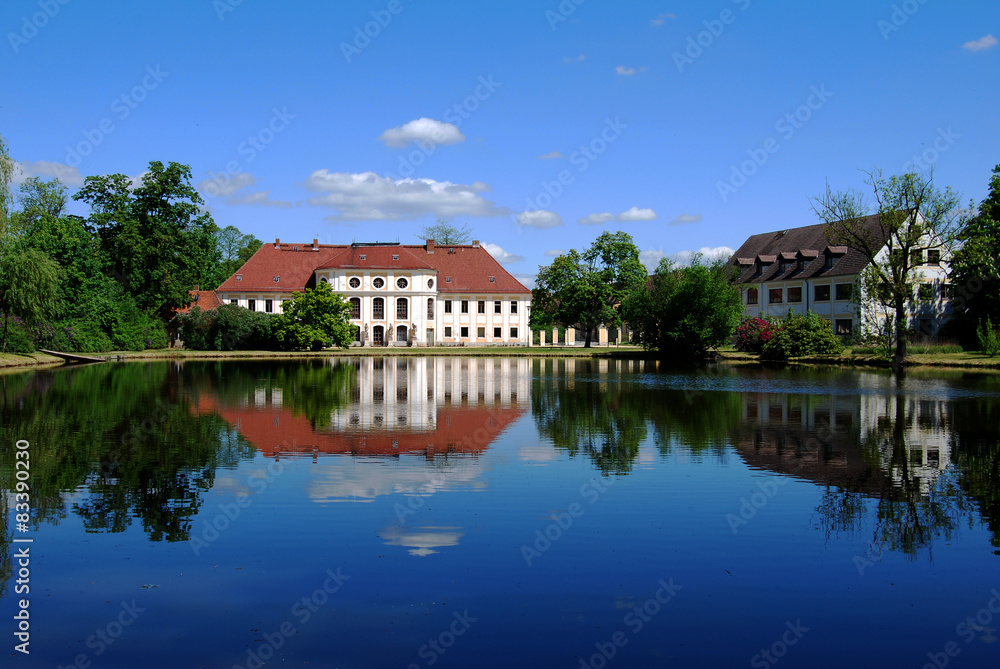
left=893, top=296, right=908, bottom=370
left=584, top=326, right=592, bottom=348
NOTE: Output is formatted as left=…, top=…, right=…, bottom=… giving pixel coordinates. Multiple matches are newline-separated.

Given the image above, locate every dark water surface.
left=2, top=357, right=999, bottom=668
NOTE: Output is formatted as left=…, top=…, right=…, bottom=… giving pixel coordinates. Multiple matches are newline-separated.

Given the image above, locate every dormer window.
left=236, top=275, right=242, bottom=281
left=359, top=254, right=366, bottom=260
left=445, top=276, right=452, bottom=283
left=273, top=276, right=280, bottom=282
left=489, top=276, right=495, bottom=283
left=824, top=254, right=836, bottom=270
left=392, top=254, right=399, bottom=260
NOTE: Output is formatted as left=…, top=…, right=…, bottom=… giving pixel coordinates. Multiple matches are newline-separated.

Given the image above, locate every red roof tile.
left=177, top=290, right=223, bottom=313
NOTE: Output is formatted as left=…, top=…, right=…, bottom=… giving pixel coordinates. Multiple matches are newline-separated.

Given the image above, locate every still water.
left=1, top=357, right=999, bottom=669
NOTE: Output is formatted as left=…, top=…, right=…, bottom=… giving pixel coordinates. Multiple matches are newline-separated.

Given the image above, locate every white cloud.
left=127, top=172, right=150, bottom=191
left=670, top=213, right=702, bottom=225
left=670, top=245, right=735, bottom=266
left=563, top=54, right=586, bottom=63
left=377, top=117, right=465, bottom=148
left=963, top=34, right=998, bottom=52
left=515, top=210, right=563, bottom=228
left=304, top=170, right=506, bottom=221
left=226, top=190, right=293, bottom=208
left=651, top=13, right=677, bottom=25
left=13, top=160, right=84, bottom=186
left=639, top=249, right=667, bottom=272
left=578, top=212, right=615, bottom=225
left=544, top=249, right=564, bottom=257
left=617, top=207, right=657, bottom=222
left=536, top=151, right=566, bottom=160
left=197, top=172, right=255, bottom=198
left=616, top=66, right=637, bottom=76
left=514, top=274, right=537, bottom=290
left=484, top=242, right=525, bottom=264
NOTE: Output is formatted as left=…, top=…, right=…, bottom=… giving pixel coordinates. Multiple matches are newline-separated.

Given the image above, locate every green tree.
left=74, top=161, right=219, bottom=319
left=416, top=219, right=471, bottom=244
left=530, top=231, right=646, bottom=347
left=208, top=225, right=262, bottom=289
left=17, top=176, right=68, bottom=221
left=811, top=170, right=962, bottom=367
left=0, top=132, right=15, bottom=239
left=0, top=245, right=61, bottom=352
left=949, top=164, right=1000, bottom=345
left=273, top=282, right=354, bottom=351
left=623, top=257, right=743, bottom=357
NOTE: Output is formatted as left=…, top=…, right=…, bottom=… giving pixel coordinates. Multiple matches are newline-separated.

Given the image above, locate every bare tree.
left=415, top=219, right=471, bottom=244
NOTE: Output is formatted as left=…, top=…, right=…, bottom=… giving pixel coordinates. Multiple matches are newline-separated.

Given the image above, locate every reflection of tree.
left=0, top=492, right=11, bottom=601
left=948, top=397, right=1000, bottom=554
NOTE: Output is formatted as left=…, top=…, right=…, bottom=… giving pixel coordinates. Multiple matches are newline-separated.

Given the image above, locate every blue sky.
left=2, top=0, right=998, bottom=286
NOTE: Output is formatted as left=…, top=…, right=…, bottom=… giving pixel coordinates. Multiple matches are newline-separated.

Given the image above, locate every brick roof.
left=177, top=289, right=223, bottom=313
left=217, top=241, right=531, bottom=294
left=728, top=216, right=889, bottom=284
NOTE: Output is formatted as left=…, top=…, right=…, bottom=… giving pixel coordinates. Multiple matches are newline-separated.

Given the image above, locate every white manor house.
left=211, top=239, right=532, bottom=346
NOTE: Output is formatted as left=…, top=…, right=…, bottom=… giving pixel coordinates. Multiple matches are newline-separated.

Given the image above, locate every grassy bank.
left=717, top=347, right=1000, bottom=370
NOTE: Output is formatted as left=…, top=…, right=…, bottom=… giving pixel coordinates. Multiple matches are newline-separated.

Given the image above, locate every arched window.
left=349, top=298, right=361, bottom=319
left=373, top=297, right=384, bottom=319
left=427, top=298, right=434, bottom=319
left=396, top=298, right=408, bottom=319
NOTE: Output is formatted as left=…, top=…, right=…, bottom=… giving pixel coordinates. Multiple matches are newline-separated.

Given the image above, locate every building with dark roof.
left=728, top=217, right=953, bottom=338
left=213, top=239, right=532, bottom=346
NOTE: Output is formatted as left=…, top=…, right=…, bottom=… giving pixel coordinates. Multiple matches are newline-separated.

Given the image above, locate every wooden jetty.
left=38, top=349, right=107, bottom=365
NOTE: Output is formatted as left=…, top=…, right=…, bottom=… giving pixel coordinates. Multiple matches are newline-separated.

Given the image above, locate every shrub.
left=762, top=312, right=844, bottom=360
left=174, top=305, right=280, bottom=351
left=978, top=319, right=1000, bottom=357
left=735, top=317, right=776, bottom=354
left=1, top=317, right=35, bottom=354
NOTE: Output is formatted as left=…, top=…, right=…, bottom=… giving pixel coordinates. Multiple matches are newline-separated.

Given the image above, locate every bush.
left=1, top=317, right=36, bottom=354
left=762, top=312, right=844, bottom=360
left=978, top=319, right=1000, bottom=357
left=735, top=317, right=776, bottom=354
left=174, top=305, right=280, bottom=351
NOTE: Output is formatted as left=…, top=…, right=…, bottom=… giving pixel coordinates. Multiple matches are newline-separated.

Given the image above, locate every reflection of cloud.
left=380, top=526, right=463, bottom=556
left=307, top=458, right=487, bottom=503
left=517, top=446, right=559, bottom=462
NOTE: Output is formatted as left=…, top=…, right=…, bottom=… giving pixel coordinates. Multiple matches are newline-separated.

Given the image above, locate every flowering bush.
left=735, top=317, right=776, bottom=354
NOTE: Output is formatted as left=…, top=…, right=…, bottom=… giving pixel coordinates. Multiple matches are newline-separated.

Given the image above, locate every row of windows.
left=443, top=299, right=519, bottom=315
left=234, top=298, right=287, bottom=313
left=338, top=276, right=434, bottom=290
left=746, top=284, right=853, bottom=305
left=442, top=326, right=519, bottom=339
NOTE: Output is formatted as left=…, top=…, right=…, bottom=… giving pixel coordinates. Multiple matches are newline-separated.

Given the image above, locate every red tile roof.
left=177, top=290, right=224, bottom=313
left=217, top=241, right=531, bottom=294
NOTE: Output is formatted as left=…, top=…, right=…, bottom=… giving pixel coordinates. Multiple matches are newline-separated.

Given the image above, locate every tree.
left=273, top=282, right=354, bottom=351
left=949, top=164, right=1000, bottom=346
left=416, top=219, right=471, bottom=244
left=74, top=161, right=219, bottom=319
left=530, top=231, right=646, bottom=347
left=0, top=246, right=61, bottom=352
left=0, top=133, right=14, bottom=239
left=209, top=225, right=262, bottom=289
left=623, top=257, right=744, bottom=357
left=811, top=170, right=962, bottom=367
left=17, top=177, right=68, bottom=221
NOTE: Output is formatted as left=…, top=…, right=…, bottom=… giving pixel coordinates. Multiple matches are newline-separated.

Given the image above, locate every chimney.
left=312, top=238, right=319, bottom=251
left=426, top=239, right=435, bottom=254
left=472, top=240, right=480, bottom=248
left=275, top=238, right=280, bottom=249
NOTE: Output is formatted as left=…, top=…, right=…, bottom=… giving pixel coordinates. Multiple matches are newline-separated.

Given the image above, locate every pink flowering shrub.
left=735, top=317, right=776, bottom=354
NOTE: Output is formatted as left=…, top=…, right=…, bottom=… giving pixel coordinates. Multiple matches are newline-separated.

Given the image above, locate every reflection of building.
left=190, top=357, right=530, bottom=458
left=733, top=384, right=952, bottom=494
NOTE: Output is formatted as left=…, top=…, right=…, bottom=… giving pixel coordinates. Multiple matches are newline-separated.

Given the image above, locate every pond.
left=1, top=357, right=999, bottom=668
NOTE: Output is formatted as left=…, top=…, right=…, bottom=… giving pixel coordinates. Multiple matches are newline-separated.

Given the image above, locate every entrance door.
left=396, top=325, right=408, bottom=343
left=372, top=326, right=384, bottom=346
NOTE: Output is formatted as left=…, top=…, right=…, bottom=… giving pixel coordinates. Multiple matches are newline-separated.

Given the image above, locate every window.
left=358, top=254, right=366, bottom=260
left=372, top=277, right=384, bottom=288
left=373, top=297, right=384, bottom=319
left=494, top=300, right=502, bottom=314
left=510, top=300, right=518, bottom=314
left=350, top=298, right=361, bottom=319
left=247, top=299, right=256, bottom=311
left=835, top=284, right=853, bottom=301
left=427, top=298, right=434, bottom=319
left=349, top=277, right=360, bottom=289
left=823, top=254, right=836, bottom=270
left=396, top=277, right=408, bottom=289
left=444, top=326, right=452, bottom=337
left=236, top=275, right=242, bottom=281
left=494, top=327, right=501, bottom=338
left=927, top=249, right=941, bottom=265
left=489, top=276, right=495, bottom=283
left=788, top=287, right=802, bottom=303
left=320, top=277, right=328, bottom=283
left=918, top=284, right=934, bottom=302
left=428, top=278, right=434, bottom=289
left=814, top=285, right=831, bottom=301
left=835, top=319, right=854, bottom=336
left=461, top=300, right=469, bottom=314
left=265, top=299, right=273, bottom=313
left=397, top=298, right=408, bottom=319
left=273, top=276, right=280, bottom=282
left=510, top=327, right=518, bottom=339
left=911, top=249, right=924, bottom=265
left=943, top=283, right=955, bottom=299
left=444, top=300, right=452, bottom=314
left=478, top=300, right=485, bottom=314
left=477, top=327, right=486, bottom=338
left=747, top=287, right=758, bottom=305
left=768, top=288, right=783, bottom=304
left=460, top=326, right=469, bottom=338
left=445, top=276, right=452, bottom=283
left=230, top=299, right=238, bottom=305
left=392, top=254, right=399, bottom=261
